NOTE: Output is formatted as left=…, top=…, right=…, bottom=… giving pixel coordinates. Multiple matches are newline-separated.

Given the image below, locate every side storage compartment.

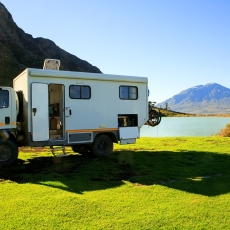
left=118, top=114, right=138, bottom=127
left=119, top=126, right=140, bottom=144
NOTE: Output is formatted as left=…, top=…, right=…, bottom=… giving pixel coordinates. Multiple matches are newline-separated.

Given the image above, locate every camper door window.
left=0, top=90, right=9, bottom=109
left=119, top=86, right=138, bottom=100
left=69, top=85, right=91, bottom=99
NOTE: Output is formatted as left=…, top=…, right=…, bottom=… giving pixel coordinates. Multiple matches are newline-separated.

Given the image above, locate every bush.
left=218, top=123, right=230, bottom=137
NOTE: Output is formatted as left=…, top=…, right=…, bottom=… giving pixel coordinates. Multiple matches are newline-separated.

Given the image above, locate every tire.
left=0, top=139, right=18, bottom=166
left=147, top=109, right=161, bottom=127
left=92, top=134, right=113, bottom=157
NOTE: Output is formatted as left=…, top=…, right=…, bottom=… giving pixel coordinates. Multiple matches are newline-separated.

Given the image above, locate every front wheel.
left=92, top=134, right=113, bottom=157
left=0, top=139, right=18, bottom=166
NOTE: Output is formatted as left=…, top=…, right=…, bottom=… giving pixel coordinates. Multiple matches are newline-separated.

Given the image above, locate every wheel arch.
left=9, top=133, right=18, bottom=144
left=94, top=132, right=118, bottom=143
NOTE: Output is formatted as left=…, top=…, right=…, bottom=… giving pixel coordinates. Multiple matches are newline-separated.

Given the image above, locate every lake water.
left=140, top=117, right=230, bottom=137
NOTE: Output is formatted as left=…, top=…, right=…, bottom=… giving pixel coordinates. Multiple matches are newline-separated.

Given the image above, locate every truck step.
left=50, top=146, right=67, bottom=157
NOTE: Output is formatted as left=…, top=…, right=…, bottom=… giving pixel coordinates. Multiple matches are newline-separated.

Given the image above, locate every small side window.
left=0, top=90, right=9, bottom=109
left=119, top=86, right=138, bottom=100
left=69, top=85, right=91, bottom=99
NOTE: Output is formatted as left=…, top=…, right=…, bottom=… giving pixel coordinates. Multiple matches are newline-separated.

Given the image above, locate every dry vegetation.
left=217, top=123, right=230, bottom=137
left=159, top=108, right=230, bottom=117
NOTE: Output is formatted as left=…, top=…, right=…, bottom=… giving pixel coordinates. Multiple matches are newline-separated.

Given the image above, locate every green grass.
left=1, top=137, right=230, bottom=229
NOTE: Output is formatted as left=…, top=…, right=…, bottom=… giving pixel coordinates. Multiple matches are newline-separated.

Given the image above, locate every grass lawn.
left=1, top=137, right=230, bottom=229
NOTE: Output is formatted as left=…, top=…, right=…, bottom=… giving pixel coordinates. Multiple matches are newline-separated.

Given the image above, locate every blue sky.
left=1, top=0, right=230, bottom=103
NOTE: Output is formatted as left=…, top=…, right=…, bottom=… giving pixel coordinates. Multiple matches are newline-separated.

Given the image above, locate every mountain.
left=156, top=83, right=230, bottom=114
left=0, top=3, right=101, bottom=86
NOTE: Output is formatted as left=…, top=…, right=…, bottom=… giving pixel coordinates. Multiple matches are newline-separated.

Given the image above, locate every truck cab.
left=0, top=87, right=18, bottom=130
left=0, top=87, right=19, bottom=166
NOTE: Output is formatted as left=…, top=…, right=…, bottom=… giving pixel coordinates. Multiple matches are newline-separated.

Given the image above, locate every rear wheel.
left=0, top=139, right=18, bottom=166
left=92, top=134, right=113, bottom=157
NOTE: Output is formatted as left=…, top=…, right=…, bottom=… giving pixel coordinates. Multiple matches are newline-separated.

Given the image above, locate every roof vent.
left=43, top=59, right=60, bottom=70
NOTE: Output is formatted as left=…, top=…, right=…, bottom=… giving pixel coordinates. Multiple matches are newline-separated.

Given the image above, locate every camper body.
left=0, top=67, right=149, bottom=166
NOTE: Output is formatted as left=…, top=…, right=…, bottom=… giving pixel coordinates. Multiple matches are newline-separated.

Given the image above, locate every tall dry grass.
left=218, top=123, right=230, bottom=137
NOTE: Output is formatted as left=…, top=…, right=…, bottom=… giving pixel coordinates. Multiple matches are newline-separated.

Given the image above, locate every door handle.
left=65, top=107, right=71, bottom=117
left=32, top=108, right=37, bottom=116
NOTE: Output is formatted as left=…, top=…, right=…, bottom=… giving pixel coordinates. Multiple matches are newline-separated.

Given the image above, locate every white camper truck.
left=0, top=59, right=161, bottom=166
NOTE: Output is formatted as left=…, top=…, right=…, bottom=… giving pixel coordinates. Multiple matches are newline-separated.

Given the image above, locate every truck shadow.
left=1, top=150, right=230, bottom=196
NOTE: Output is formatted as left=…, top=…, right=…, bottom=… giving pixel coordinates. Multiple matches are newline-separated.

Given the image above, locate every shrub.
left=218, top=123, right=230, bottom=137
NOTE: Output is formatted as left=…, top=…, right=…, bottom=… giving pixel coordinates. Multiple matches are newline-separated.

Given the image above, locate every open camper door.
left=31, top=83, right=49, bottom=141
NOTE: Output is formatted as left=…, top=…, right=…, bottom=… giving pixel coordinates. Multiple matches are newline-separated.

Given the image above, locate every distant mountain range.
left=156, top=83, right=230, bottom=114
left=0, top=3, right=101, bottom=86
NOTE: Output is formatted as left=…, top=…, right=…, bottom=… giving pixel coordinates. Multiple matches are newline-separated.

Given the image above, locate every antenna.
left=43, top=59, right=60, bottom=70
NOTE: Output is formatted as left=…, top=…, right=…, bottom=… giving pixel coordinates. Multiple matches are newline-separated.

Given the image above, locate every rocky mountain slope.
left=0, top=3, right=101, bottom=86
left=157, top=83, right=230, bottom=114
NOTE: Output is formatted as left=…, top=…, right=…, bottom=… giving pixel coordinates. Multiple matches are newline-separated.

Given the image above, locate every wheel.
left=147, top=109, right=161, bottom=127
left=92, top=134, right=113, bottom=157
left=0, top=139, right=18, bottom=166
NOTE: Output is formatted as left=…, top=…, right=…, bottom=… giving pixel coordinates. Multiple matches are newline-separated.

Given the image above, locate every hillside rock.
left=0, top=3, right=101, bottom=86
left=157, top=83, right=230, bottom=114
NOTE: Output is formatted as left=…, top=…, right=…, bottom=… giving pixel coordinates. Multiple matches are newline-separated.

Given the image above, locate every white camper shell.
left=0, top=61, right=155, bottom=166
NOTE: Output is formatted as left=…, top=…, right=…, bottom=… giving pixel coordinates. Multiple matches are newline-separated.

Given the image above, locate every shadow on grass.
left=1, top=150, right=230, bottom=196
